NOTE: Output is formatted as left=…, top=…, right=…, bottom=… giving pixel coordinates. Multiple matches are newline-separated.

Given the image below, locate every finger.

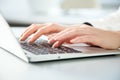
left=48, top=33, right=74, bottom=45
left=20, top=26, right=37, bottom=41
left=52, top=40, right=71, bottom=48
left=52, top=41, right=63, bottom=48
left=48, top=27, right=94, bottom=45
left=70, top=35, right=96, bottom=44
left=20, top=24, right=45, bottom=41
left=47, top=33, right=57, bottom=39
left=53, top=29, right=82, bottom=44
left=28, top=23, right=62, bottom=43
left=53, top=27, right=95, bottom=44
left=64, top=40, right=72, bottom=44
left=48, top=29, right=74, bottom=44
left=48, top=38, right=56, bottom=45
left=20, top=26, right=31, bottom=37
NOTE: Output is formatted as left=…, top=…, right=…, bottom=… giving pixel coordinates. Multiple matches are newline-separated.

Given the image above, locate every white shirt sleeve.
left=90, top=8, right=120, bottom=31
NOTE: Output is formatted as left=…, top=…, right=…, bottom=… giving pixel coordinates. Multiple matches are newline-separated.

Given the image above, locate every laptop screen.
left=0, top=14, right=28, bottom=62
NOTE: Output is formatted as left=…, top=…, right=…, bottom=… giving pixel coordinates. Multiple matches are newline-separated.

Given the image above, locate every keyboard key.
left=20, top=40, right=82, bottom=55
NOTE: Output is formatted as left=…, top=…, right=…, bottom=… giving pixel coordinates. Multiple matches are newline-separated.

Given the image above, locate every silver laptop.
left=0, top=14, right=120, bottom=63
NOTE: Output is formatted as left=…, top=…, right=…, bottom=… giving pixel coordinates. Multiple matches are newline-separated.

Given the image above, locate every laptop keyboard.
left=20, top=40, right=81, bottom=55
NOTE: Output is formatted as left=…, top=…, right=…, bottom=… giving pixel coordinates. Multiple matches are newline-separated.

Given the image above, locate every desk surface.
left=0, top=27, right=120, bottom=80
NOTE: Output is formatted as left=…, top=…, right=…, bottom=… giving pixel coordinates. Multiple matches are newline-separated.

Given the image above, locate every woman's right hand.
left=20, top=23, right=67, bottom=43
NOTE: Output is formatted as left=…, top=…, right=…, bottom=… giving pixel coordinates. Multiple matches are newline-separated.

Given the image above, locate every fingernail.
left=52, top=41, right=60, bottom=48
left=19, top=37, right=23, bottom=41
left=52, top=45, right=55, bottom=48
left=48, top=38, right=56, bottom=44
left=70, top=39, right=79, bottom=43
left=52, top=44, right=57, bottom=48
left=70, top=39, right=76, bottom=42
left=28, top=40, right=33, bottom=44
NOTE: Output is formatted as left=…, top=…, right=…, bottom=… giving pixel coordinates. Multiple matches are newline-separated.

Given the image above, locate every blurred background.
left=0, top=0, right=120, bottom=26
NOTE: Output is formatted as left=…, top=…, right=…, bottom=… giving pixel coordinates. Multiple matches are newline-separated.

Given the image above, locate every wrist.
left=116, top=31, right=120, bottom=35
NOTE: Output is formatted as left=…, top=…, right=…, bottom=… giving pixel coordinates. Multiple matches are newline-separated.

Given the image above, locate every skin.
left=20, top=23, right=120, bottom=50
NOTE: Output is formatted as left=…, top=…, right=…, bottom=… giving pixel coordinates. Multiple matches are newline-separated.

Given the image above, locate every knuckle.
left=31, top=23, right=36, bottom=26
left=38, top=28, right=44, bottom=33
left=48, top=22, right=57, bottom=27
left=30, top=24, right=39, bottom=28
left=71, top=28, right=78, bottom=33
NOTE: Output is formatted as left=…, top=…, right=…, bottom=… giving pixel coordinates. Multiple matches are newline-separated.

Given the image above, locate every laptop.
left=0, top=14, right=120, bottom=63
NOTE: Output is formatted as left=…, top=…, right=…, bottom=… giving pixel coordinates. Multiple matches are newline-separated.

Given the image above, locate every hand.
left=49, top=24, right=120, bottom=49
left=20, top=23, right=120, bottom=49
left=20, top=23, right=67, bottom=43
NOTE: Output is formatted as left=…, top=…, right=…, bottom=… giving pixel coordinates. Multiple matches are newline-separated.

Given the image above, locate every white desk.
left=0, top=27, right=120, bottom=80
